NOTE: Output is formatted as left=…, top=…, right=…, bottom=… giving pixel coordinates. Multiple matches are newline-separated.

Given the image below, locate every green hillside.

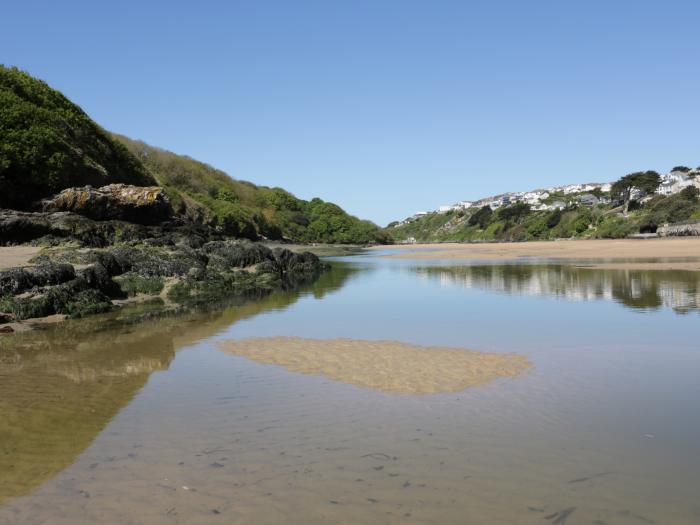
left=0, top=66, right=386, bottom=244
left=114, top=134, right=388, bottom=243
left=390, top=181, right=700, bottom=243
left=0, top=65, right=155, bottom=209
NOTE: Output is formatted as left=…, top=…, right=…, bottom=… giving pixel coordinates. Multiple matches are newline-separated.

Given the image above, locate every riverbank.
left=371, top=238, right=700, bottom=270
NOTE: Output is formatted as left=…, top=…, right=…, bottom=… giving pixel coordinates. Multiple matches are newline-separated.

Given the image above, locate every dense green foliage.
left=0, top=66, right=385, bottom=244
left=0, top=66, right=155, bottom=208
left=610, top=171, right=661, bottom=205
left=115, top=135, right=388, bottom=243
left=468, top=206, right=493, bottom=228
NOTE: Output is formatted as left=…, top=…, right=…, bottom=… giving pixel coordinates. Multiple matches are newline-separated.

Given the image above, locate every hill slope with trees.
left=390, top=171, right=700, bottom=243
left=0, top=65, right=155, bottom=209
left=114, top=135, right=387, bottom=243
left=0, top=65, right=386, bottom=244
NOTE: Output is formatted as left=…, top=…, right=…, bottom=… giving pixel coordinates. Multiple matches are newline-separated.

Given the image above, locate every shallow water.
left=0, top=254, right=699, bottom=524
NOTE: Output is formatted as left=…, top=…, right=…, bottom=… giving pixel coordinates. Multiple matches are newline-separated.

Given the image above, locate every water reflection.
left=412, top=264, right=700, bottom=314
left=0, top=263, right=357, bottom=505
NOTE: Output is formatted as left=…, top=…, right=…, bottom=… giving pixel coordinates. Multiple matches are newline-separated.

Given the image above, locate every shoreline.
left=370, top=238, right=700, bottom=270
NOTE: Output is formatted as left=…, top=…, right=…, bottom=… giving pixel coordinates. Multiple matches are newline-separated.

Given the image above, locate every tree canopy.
left=611, top=171, right=661, bottom=204
left=0, top=65, right=154, bottom=208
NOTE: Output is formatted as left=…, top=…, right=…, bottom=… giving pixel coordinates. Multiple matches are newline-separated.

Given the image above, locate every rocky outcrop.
left=0, top=209, right=215, bottom=248
left=0, top=241, right=327, bottom=323
left=39, top=184, right=173, bottom=225
left=658, top=221, right=700, bottom=237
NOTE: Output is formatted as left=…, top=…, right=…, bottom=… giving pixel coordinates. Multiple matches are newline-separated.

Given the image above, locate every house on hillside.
left=550, top=200, right=567, bottom=210
left=657, top=171, right=696, bottom=196
left=579, top=194, right=600, bottom=207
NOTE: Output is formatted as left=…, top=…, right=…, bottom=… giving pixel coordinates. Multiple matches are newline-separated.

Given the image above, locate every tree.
left=610, top=171, right=661, bottom=212
left=497, top=202, right=531, bottom=224
left=546, top=208, right=563, bottom=228
left=680, top=185, right=699, bottom=202
left=468, top=205, right=493, bottom=228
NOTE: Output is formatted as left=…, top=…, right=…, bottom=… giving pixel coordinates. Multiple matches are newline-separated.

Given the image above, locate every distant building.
left=579, top=194, right=600, bottom=207
left=550, top=200, right=567, bottom=210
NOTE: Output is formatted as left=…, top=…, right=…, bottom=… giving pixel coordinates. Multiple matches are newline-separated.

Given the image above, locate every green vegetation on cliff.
left=0, top=66, right=386, bottom=244
left=390, top=179, right=700, bottom=243
left=0, top=65, right=155, bottom=209
left=114, top=135, right=387, bottom=243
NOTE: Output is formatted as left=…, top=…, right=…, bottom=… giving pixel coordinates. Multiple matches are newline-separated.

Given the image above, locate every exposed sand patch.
left=219, top=337, right=530, bottom=394
left=371, top=239, right=700, bottom=270
left=0, top=246, right=42, bottom=270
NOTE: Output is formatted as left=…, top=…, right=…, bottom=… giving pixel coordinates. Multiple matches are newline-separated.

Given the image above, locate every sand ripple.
left=219, top=337, right=530, bottom=394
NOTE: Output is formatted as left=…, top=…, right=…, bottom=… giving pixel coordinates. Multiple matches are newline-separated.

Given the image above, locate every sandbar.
left=219, top=336, right=530, bottom=394
left=372, top=238, right=700, bottom=270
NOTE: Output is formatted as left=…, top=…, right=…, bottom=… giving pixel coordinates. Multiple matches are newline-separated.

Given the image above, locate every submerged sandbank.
left=372, top=238, right=700, bottom=270
left=219, top=336, right=530, bottom=394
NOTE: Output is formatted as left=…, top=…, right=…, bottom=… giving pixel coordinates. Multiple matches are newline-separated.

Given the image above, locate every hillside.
left=114, top=135, right=387, bottom=243
left=0, top=66, right=386, bottom=244
left=0, top=65, right=155, bottom=209
left=390, top=171, right=700, bottom=243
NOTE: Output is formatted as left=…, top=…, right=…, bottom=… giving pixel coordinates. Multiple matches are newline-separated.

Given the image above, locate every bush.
left=595, top=216, right=636, bottom=238
left=468, top=206, right=493, bottom=228
left=0, top=66, right=154, bottom=209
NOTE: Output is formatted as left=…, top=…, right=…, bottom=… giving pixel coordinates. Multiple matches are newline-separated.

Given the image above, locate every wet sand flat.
left=372, top=238, right=700, bottom=269
left=219, top=336, right=530, bottom=394
left=0, top=246, right=41, bottom=270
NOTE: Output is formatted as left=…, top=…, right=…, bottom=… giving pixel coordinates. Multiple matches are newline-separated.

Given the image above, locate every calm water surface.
left=1, top=253, right=699, bottom=524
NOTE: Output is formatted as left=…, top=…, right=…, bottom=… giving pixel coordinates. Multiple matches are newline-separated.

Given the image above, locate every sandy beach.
left=220, top=336, right=530, bottom=394
left=372, top=238, right=700, bottom=270
left=0, top=246, right=41, bottom=270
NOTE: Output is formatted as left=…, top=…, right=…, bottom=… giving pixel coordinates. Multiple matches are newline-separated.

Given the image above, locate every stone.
left=39, top=184, right=173, bottom=225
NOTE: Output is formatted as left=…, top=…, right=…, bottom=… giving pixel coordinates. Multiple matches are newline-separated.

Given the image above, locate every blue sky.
left=3, top=1, right=699, bottom=225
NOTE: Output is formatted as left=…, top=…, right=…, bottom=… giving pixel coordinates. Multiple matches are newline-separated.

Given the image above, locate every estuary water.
left=1, top=251, right=699, bottom=524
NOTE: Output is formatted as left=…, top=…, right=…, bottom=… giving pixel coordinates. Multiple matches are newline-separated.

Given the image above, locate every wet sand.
left=373, top=238, right=700, bottom=269
left=0, top=247, right=41, bottom=270
left=219, top=337, right=530, bottom=394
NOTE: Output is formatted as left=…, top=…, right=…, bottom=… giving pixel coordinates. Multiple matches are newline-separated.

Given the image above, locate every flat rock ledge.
left=39, top=184, right=173, bottom=225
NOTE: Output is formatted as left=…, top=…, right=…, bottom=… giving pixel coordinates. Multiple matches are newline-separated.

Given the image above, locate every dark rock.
left=78, top=264, right=123, bottom=297
left=0, top=326, right=14, bottom=333
left=258, top=248, right=327, bottom=277
left=202, top=241, right=274, bottom=270
left=39, top=184, right=173, bottom=225
left=0, top=209, right=150, bottom=247
left=0, top=263, right=76, bottom=296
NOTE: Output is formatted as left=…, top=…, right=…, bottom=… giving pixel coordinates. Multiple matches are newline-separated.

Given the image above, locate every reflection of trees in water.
left=412, top=265, right=700, bottom=314
left=0, top=262, right=357, bottom=505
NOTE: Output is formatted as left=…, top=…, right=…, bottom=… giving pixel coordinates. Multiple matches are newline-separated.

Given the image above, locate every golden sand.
left=219, top=336, right=530, bottom=394
left=0, top=246, right=41, bottom=270
left=373, top=238, right=700, bottom=269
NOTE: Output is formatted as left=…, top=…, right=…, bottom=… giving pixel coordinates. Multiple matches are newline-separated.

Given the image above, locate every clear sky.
left=3, top=1, right=699, bottom=225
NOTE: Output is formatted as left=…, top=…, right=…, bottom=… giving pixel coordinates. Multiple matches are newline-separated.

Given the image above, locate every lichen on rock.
left=39, top=184, right=173, bottom=225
